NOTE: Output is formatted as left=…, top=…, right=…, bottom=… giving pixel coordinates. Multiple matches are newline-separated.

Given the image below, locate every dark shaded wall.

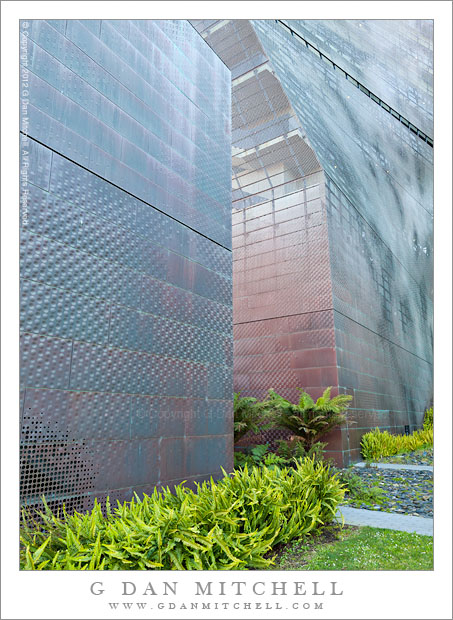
left=20, top=19, right=232, bottom=511
left=253, top=20, right=433, bottom=464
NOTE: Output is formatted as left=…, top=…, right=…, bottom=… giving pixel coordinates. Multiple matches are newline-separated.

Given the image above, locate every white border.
left=2, top=2, right=452, bottom=619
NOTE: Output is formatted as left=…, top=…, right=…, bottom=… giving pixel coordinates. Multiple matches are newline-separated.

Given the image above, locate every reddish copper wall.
left=232, top=171, right=350, bottom=464
left=193, top=19, right=433, bottom=468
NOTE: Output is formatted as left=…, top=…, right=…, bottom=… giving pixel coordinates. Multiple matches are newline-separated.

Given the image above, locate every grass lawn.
left=269, top=525, right=433, bottom=570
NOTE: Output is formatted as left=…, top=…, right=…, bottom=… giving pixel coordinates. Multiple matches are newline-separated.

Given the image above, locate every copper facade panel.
left=20, top=20, right=233, bottom=510
left=194, top=19, right=433, bottom=467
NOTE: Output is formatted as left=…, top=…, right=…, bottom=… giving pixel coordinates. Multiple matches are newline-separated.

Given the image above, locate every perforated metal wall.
left=252, top=20, right=433, bottom=465
left=192, top=20, right=344, bottom=457
left=20, top=19, right=233, bottom=511
left=193, top=19, right=433, bottom=466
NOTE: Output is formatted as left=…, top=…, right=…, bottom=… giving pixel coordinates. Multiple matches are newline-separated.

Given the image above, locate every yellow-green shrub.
left=360, top=427, right=433, bottom=461
left=423, top=407, right=433, bottom=430
left=20, top=458, right=345, bottom=571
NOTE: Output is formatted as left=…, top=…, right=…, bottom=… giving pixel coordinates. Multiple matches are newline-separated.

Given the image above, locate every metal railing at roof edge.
left=274, top=20, right=433, bottom=148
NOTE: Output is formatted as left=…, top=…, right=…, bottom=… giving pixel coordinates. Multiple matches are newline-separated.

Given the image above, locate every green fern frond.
left=261, top=387, right=352, bottom=450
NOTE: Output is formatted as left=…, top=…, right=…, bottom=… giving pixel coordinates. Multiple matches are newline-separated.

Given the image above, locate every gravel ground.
left=377, top=448, right=433, bottom=466
left=343, top=466, right=433, bottom=518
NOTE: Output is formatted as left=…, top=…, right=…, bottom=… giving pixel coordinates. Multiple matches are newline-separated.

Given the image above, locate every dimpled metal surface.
left=20, top=20, right=232, bottom=511
left=192, top=20, right=338, bottom=452
left=253, top=20, right=433, bottom=465
left=193, top=19, right=433, bottom=466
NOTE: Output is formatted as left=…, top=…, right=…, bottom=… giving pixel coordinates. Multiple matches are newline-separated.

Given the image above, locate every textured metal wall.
left=192, top=20, right=346, bottom=457
left=20, top=19, right=233, bottom=511
left=253, top=20, right=433, bottom=465
left=282, top=20, right=433, bottom=138
left=232, top=174, right=336, bottom=406
left=193, top=20, right=433, bottom=466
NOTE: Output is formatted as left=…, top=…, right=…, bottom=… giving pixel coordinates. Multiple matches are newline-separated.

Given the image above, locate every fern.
left=233, top=392, right=271, bottom=443
left=262, top=387, right=353, bottom=450
left=276, top=438, right=327, bottom=463
left=20, top=460, right=345, bottom=571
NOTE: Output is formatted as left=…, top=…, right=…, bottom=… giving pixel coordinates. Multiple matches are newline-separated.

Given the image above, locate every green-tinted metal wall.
left=252, top=20, right=433, bottom=464
left=193, top=19, right=433, bottom=466
left=20, top=19, right=233, bottom=511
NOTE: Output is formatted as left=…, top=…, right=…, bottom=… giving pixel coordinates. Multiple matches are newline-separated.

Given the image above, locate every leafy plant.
left=360, top=427, right=433, bottom=461
left=234, top=444, right=288, bottom=470
left=262, top=452, right=288, bottom=469
left=276, top=438, right=327, bottom=463
left=334, top=468, right=384, bottom=505
left=233, top=392, right=271, bottom=443
left=250, top=443, right=269, bottom=462
left=233, top=450, right=254, bottom=469
left=262, top=387, right=352, bottom=450
left=20, top=459, right=345, bottom=571
left=235, top=441, right=328, bottom=472
left=423, top=407, right=433, bottom=431
left=234, top=444, right=270, bottom=469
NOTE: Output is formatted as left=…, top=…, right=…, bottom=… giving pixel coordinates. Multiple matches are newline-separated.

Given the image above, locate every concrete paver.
left=353, top=462, right=433, bottom=472
left=335, top=505, right=433, bottom=536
